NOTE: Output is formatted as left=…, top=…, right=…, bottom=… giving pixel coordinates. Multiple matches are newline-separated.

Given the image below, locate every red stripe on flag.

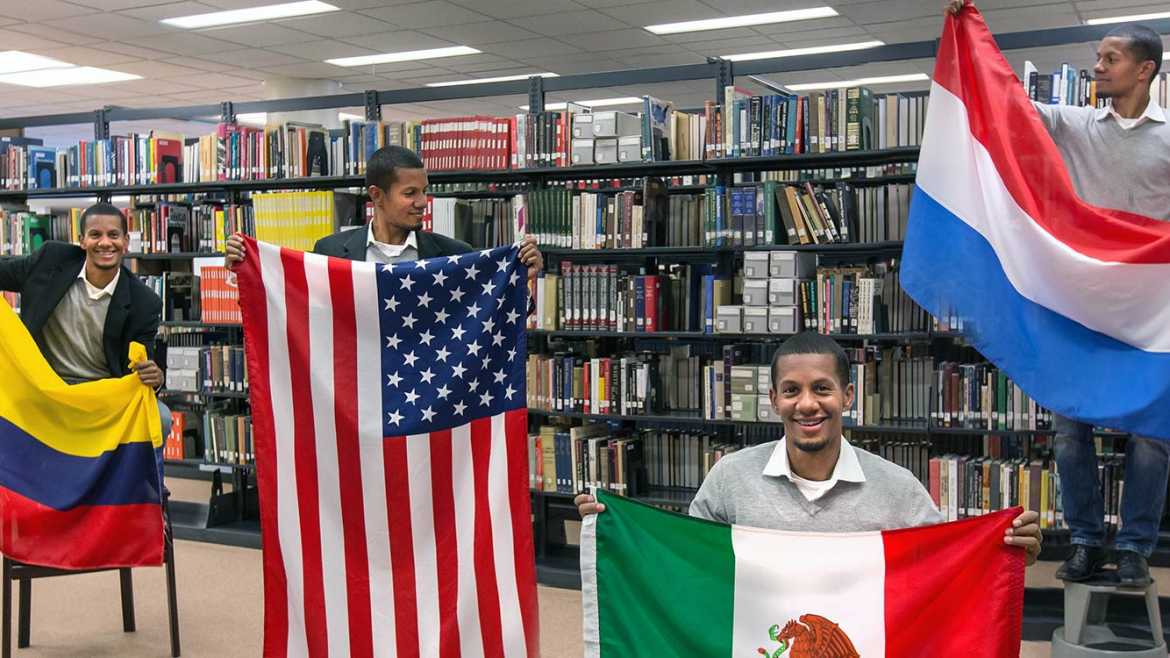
left=281, top=250, right=330, bottom=658
left=883, top=507, right=1025, bottom=656
left=429, top=429, right=462, bottom=658
left=505, top=408, right=539, bottom=654
left=385, top=436, right=420, bottom=658
left=236, top=239, right=288, bottom=658
left=0, top=486, right=163, bottom=569
left=327, top=257, right=374, bottom=657
left=471, top=416, right=505, bottom=658
left=933, top=9, right=1170, bottom=264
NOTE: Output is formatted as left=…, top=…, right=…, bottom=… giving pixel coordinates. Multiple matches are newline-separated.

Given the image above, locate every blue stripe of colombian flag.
left=0, top=415, right=161, bottom=509
left=902, top=187, right=1170, bottom=440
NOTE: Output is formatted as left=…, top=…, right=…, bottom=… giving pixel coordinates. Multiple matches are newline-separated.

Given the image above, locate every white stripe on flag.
left=452, top=421, right=486, bottom=658
left=258, top=243, right=309, bottom=658
left=488, top=412, right=527, bottom=658
left=917, top=81, right=1170, bottom=352
left=353, top=263, right=396, bottom=658
left=303, top=252, right=350, bottom=657
left=407, top=433, right=441, bottom=657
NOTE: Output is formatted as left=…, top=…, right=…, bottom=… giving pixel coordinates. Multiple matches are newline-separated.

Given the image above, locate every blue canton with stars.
left=378, top=244, right=528, bottom=436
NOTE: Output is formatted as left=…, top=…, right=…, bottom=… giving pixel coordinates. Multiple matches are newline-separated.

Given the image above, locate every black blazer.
left=0, top=242, right=163, bottom=377
left=312, top=227, right=473, bottom=261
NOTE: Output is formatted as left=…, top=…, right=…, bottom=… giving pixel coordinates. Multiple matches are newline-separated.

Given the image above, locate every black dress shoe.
left=1117, top=550, right=1152, bottom=587
left=1056, top=545, right=1106, bottom=582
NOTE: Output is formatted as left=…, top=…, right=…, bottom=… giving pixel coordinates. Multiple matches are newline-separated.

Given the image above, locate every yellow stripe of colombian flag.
left=0, top=296, right=161, bottom=457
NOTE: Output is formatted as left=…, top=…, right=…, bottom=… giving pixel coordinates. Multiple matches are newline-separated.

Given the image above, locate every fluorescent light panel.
left=724, top=40, right=884, bottom=62
left=646, top=7, right=837, bottom=35
left=236, top=112, right=268, bottom=126
left=326, top=46, right=481, bottom=67
left=338, top=112, right=365, bottom=122
left=785, top=73, right=929, bottom=91
left=0, top=51, right=73, bottom=74
left=162, top=1, right=338, bottom=28
left=427, top=72, right=558, bottom=88
left=0, top=66, right=141, bottom=87
left=1086, top=11, right=1170, bottom=25
left=519, top=96, right=643, bottom=111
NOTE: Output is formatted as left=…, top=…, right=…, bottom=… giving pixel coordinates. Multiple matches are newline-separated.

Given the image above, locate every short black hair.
left=1106, top=24, right=1163, bottom=78
left=365, top=145, right=425, bottom=191
left=770, top=331, right=852, bottom=390
left=79, top=202, right=127, bottom=235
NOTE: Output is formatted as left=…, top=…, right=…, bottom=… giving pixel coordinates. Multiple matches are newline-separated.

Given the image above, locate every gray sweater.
left=1032, top=102, right=1170, bottom=221
left=689, top=441, right=944, bottom=532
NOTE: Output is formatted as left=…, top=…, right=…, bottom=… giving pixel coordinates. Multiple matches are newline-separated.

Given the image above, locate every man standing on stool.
left=948, top=0, right=1170, bottom=586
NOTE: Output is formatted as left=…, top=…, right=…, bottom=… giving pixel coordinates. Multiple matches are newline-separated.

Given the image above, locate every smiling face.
left=770, top=353, right=854, bottom=453
left=369, top=167, right=428, bottom=236
left=79, top=213, right=128, bottom=272
left=1094, top=36, right=1156, bottom=99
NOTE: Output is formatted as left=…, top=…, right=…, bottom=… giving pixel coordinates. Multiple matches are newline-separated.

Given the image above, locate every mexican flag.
left=581, top=491, right=1025, bottom=657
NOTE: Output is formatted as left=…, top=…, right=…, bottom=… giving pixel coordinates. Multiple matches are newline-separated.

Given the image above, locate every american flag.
left=236, top=237, right=539, bottom=658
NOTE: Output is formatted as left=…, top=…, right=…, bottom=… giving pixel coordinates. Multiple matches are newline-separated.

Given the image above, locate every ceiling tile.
left=751, top=16, right=860, bottom=36
left=447, top=0, right=583, bottom=19
left=117, top=1, right=219, bottom=21
left=680, top=35, right=778, bottom=56
left=480, top=38, right=582, bottom=59
left=69, top=0, right=184, bottom=9
left=558, top=28, right=667, bottom=51
left=417, top=21, right=539, bottom=46
left=276, top=11, right=398, bottom=38
left=659, top=26, right=762, bottom=44
left=96, top=42, right=179, bottom=59
left=768, top=26, right=874, bottom=47
left=7, top=0, right=99, bottom=21
left=198, top=22, right=318, bottom=46
left=1074, top=0, right=1166, bottom=11
left=267, top=39, right=379, bottom=60
left=342, top=30, right=456, bottom=51
left=3, top=23, right=99, bottom=47
left=980, top=5, right=1083, bottom=32
left=259, top=61, right=350, bottom=78
left=197, top=48, right=306, bottom=67
left=359, top=1, right=492, bottom=29
left=114, top=59, right=205, bottom=78
left=24, top=45, right=141, bottom=66
left=437, top=54, right=530, bottom=73
left=133, top=32, right=242, bottom=55
left=598, top=0, right=719, bottom=26
left=508, top=10, right=631, bottom=36
left=159, top=55, right=239, bottom=72
left=181, top=72, right=265, bottom=89
left=45, top=12, right=172, bottom=40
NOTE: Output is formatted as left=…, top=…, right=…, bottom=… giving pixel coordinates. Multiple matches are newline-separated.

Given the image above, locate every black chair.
left=1, top=498, right=181, bottom=657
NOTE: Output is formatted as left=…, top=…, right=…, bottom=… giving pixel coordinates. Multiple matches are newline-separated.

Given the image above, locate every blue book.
left=27, top=146, right=55, bottom=190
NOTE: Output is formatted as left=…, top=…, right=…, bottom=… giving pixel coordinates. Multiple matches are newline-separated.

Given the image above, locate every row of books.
left=0, top=133, right=184, bottom=190
left=934, top=361, right=1054, bottom=431
left=803, top=263, right=929, bottom=335
left=204, top=412, right=254, bottom=465
left=529, top=424, right=741, bottom=497
left=703, top=88, right=928, bottom=159
left=142, top=260, right=241, bottom=324
left=164, top=344, right=248, bottom=394
left=0, top=209, right=73, bottom=256
left=252, top=190, right=337, bottom=251
left=428, top=196, right=525, bottom=250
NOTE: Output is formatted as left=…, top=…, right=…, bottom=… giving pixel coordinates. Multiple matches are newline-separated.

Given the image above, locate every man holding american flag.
left=225, top=146, right=544, bottom=658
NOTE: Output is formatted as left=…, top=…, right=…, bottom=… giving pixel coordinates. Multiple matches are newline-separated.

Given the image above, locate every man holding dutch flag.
left=934, top=0, right=1170, bottom=589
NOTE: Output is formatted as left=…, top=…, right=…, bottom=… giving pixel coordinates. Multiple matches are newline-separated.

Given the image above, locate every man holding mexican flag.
left=576, top=332, right=1041, bottom=656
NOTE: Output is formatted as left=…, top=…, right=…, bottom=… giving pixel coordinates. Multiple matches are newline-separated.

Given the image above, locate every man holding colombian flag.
left=0, top=203, right=167, bottom=568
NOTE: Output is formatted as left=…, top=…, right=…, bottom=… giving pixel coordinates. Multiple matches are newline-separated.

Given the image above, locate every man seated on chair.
left=0, top=202, right=171, bottom=487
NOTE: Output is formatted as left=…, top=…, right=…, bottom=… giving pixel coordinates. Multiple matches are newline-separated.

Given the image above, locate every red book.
left=643, top=275, right=659, bottom=333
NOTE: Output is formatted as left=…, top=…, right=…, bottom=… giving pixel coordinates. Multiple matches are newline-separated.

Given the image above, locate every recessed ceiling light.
left=427, top=72, right=558, bottom=88
left=519, top=97, right=644, bottom=111
left=326, top=46, right=481, bottom=67
left=785, top=73, right=929, bottom=91
left=236, top=113, right=268, bottom=126
left=645, top=7, right=838, bottom=35
left=1086, top=10, right=1170, bottom=25
left=724, top=41, right=885, bottom=62
left=161, top=1, right=339, bottom=29
left=0, top=51, right=73, bottom=74
left=0, top=66, right=142, bottom=88
left=338, top=112, right=365, bottom=122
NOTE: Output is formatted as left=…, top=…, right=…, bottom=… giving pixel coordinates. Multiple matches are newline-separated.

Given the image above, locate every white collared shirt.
left=365, top=223, right=419, bottom=265
left=762, top=436, right=866, bottom=502
left=78, top=266, right=120, bottom=301
left=1096, top=97, right=1167, bottom=131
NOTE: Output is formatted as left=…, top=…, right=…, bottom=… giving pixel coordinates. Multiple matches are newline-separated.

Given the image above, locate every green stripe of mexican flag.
left=582, top=490, right=1025, bottom=658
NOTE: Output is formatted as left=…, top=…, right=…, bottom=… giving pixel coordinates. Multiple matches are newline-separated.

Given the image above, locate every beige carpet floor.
left=3, top=477, right=1158, bottom=657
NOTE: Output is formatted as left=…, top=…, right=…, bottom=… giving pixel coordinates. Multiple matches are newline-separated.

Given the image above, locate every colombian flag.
left=0, top=295, right=164, bottom=569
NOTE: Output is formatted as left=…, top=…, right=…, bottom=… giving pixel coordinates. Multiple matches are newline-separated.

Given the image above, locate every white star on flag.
left=464, top=263, right=480, bottom=279
left=419, top=329, right=435, bottom=346
left=432, top=270, right=448, bottom=286
left=497, top=258, right=509, bottom=273
left=386, top=333, right=402, bottom=350
left=387, top=410, right=404, bottom=426
left=450, top=287, right=466, bottom=303
left=453, top=401, right=467, bottom=416
left=421, top=406, right=436, bottom=422
left=384, top=296, right=399, bottom=311
left=420, top=368, right=436, bottom=384
left=506, top=309, right=519, bottom=324
left=505, top=385, right=516, bottom=400
left=451, top=326, right=466, bottom=341
left=387, top=371, right=403, bottom=388
left=435, top=346, right=451, bottom=362
left=404, top=389, right=420, bottom=405
left=400, top=275, right=415, bottom=291
left=480, top=391, right=494, bottom=406
left=451, top=363, right=467, bottom=379
left=417, top=291, right=433, bottom=308
left=435, top=309, right=450, bottom=323
left=467, top=302, right=481, bottom=317
left=402, top=313, right=418, bottom=329
left=437, top=384, right=451, bottom=399
left=467, top=340, right=482, bottom=357
left=403, top=351, right=419, bottom=367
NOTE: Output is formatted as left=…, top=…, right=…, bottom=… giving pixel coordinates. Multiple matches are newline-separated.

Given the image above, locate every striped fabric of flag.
left=902, top=5, right=1170, bottom=439
left=582, top=491, right=1025, bottom=658
left=237, top=237, right=539, bottom=658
